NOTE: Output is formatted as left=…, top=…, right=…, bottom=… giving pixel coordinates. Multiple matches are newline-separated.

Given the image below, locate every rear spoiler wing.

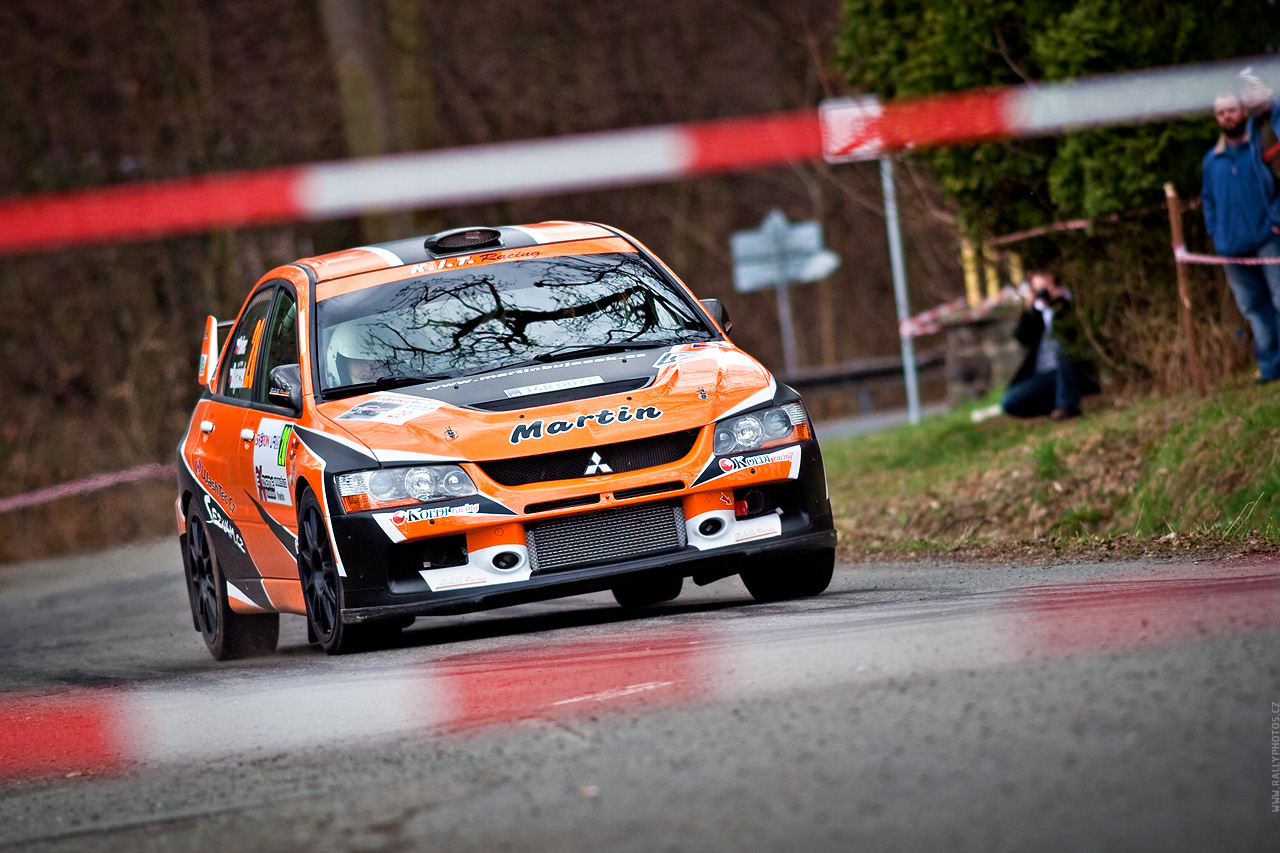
left=197, top=316, right=236, bottom=389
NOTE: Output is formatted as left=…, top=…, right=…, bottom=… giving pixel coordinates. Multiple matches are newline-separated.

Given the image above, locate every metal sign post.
left=879, top=157, right=921, bottom=425
left=730, top=209, right=840, bottom=378
left=820, top=96, right=921, bottom=425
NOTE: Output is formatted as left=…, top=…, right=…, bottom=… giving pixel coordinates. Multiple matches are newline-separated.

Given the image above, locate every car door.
left=235, top=285, right=303, bottom=580
left=189, top=285, right=277, bottom=583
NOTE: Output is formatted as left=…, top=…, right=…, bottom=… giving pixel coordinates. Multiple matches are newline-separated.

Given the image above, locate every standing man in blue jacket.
left=1202, top=90, right=1280, bottom=383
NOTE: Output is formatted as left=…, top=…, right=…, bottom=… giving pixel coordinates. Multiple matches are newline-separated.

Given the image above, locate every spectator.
left=1000, top=270, right=1097, bottom=420
left=1201, top=90, right=1280, bottom=383
left=1238, top=68, right=1280, bottom=185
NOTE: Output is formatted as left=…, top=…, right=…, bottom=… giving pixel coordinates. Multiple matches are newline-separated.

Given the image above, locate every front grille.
left=526, top=502, right=687, bottom=573
left=525, top=494, right=601, bottom=515
left=479, top=429, right=699, bottom=486
left=613, top=481, right=684, bottom=501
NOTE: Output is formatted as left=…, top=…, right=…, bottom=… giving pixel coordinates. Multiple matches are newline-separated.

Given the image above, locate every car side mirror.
left=700, top=298, right=732, bottom=335
left=267, top=364, right=303, bottom=411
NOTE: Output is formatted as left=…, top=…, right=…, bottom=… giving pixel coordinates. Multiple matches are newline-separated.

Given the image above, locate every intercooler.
left=525, top=501, right=687, bottom=574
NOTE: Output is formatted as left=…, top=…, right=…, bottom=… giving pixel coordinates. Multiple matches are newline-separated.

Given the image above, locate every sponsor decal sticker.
left=509, top=405, right=662, bottom=444
left=414, top=354, right=629, bottom=393
left=504, top=375, right=604, bottom=399
left=409, top=255, right=475, bottom=274
left=194, top=457, right=235, bottom=514
left=390, top=502, right=481, bottom=524
left=204, top=494, right=246, bottom=552
left=426, top=572, right=494, bottom=591
left=654, top=348, right=716, bottom=369
left=252, top=418, right=294, bottom=505
left=698, top=445, right=802, bottom=487
left=719, top=452, right=772, bottom=473
left=733, top=514, right=782, bottom=543
left=337, top=393, right=443, bottom=424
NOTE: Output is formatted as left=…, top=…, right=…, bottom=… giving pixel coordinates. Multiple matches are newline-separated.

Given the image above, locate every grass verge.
left=824, top=377, right=1280, bottom=563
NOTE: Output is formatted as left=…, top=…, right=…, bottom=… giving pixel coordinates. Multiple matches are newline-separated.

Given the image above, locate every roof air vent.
left=425, top=227, right=503, bottom=254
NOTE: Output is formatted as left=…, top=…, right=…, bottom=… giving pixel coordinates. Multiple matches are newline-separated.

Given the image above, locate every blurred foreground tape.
left=0, top=463, right=174, bottom=515
left=0, top=55, right=1276, bottom=255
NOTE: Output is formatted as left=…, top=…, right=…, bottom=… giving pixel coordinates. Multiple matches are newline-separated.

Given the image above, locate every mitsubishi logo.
left=584, top=451, right=613, bottom=475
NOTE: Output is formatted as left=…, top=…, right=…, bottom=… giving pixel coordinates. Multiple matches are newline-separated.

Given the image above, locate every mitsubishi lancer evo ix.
left=177, top=221, right=837, bottom=658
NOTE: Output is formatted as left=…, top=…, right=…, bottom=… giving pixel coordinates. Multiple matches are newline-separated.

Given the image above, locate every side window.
left=256, top=290, right=299, bottom=405
left=218, top=288, right=275, bottom=401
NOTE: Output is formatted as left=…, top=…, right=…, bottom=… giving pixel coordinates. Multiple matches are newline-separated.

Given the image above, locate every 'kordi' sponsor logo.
left=509, top=405, right=662, bottom=444
left=391, top=502, right=481, bottom=524
left=718, top=452, right=772, bottom=473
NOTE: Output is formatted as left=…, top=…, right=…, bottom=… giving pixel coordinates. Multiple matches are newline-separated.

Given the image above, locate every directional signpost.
left=730, top=209, right=840, bottom=377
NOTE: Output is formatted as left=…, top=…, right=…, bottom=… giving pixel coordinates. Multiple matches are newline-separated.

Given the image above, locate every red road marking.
left=0, top=692, right=127, bottom=779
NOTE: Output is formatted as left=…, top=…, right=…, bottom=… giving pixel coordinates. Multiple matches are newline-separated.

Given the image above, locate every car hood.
left=313, top=342, right=775, bottom=464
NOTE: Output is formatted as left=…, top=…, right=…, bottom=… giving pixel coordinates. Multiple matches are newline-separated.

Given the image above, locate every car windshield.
left=316, top=252, right=712, bottom=397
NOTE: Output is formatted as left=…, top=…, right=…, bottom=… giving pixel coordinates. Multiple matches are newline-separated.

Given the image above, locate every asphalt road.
left=1, top=540, right=1278, bottom=851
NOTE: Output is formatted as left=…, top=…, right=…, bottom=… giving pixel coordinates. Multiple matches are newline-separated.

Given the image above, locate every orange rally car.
left=176, top=222, right=837, bottom=658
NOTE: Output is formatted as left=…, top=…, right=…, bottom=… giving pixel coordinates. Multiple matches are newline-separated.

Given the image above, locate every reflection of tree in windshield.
left=320, top=253, right=705, bottom=389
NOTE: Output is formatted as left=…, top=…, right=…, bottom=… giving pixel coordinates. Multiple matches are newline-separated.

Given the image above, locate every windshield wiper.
left=323, top=373, right=456, bottom=401
left=526, top=336, right=714, bottom=365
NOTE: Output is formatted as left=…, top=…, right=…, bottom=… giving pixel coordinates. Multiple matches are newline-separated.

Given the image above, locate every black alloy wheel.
left=298, top=491, right=343, bottom=651
left=183, top=509, right=279, bottom=660
left=185, top=510, right=220, bottom=642
left=297, top=489, right=393, bottom=654
left=740, top=548, right=835, bottom=603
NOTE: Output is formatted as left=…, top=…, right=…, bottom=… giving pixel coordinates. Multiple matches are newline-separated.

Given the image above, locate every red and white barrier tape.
left=1174, top=245, right=1280, bottom=265
left=898, top=295, right=1021, bottom=338
left=899, top=297, right=971, bottom=338
left=987, top=219, right=1092, bottom=247
left=0, top=463, right=175, bottom=515
left=0, top=55, right=1275, bottom=255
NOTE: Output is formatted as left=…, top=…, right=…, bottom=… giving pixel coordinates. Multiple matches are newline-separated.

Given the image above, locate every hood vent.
left=425, top=227, right=502, bottom=254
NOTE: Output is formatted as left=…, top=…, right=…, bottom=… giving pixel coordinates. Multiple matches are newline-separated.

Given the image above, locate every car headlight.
left=713, top=402, right=810, bottom=456
left=335, top=465, right=477, bottom=513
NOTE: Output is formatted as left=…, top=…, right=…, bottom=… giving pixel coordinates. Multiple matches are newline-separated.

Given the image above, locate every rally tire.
left=612, top=574, right=683, bottom=608
left=740, top=549, right=834, bottom=603
left=297, top=488, right=372, bottom=655
left=184, top=509, right=280, bottom=660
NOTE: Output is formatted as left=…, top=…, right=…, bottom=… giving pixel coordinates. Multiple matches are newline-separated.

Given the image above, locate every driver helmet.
left=326, top=321, right=387, bottom=386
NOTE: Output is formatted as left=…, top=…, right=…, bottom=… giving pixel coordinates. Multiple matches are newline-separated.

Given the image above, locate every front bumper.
left=328, top=436, right=835, bottom=623
left=341, top=527, right=836, bottom=623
